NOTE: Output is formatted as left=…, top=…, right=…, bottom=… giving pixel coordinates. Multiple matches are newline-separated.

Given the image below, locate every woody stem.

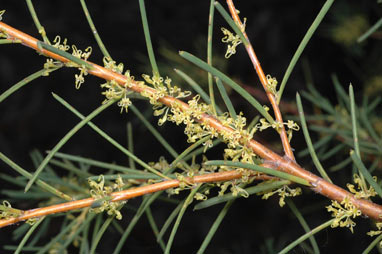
left=225, top=0, right=295, bottom=161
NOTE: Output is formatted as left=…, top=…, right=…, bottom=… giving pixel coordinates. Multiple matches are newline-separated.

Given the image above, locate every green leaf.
left=25, top=0, right=50, bottom=43
left=25, top=98, right=116, bottom=192
left=359, top=108, right=382, bottom=150
left=366, top=96, right=381, bottom=115
left=362, top=232, right=382, bottom=254
left=113, top=192, right=162, bottom=254
left=51, top=152, right=143, bottom=175
left=296, top=93, right=332, bottom=183
left=357, top=17, right=382, bottom=43
left=297, top=134, right=333, bottom=158
left=0, top=68, right=59, bottom=104
left=3, top=246, right=42, bottom=252
left=90, top=212, right=120, bottom=254
left=127, top=122, right=136, bottom=169
left=278, top=219, right=334, bottom=254
left=167, top=135, right=211, bottom=174
left=80, top=0, right=111, bottom=59
left=349, top=85, right=360, bottom=158
left=52, top=93, right=169, bottom=180
left=87, top=173, right=164, bottom=181
left=204, top=160, right=310, bottom=186
left=0, top=152, right=72, bottom=201
left=179, top=51, right=274, bottom=124
left=55, top=214, right=95, bottom=254
left=309, top=125, right=352, bottom=136
left=300, top=91, right=335, bottom=114
left=145, top=207, right=166, bottom=251
left=14, top=217, right=45, bottom=254
left=215, top=77, right=237, bottom=119
left=207, top=0, right=217, bottom=116
left=80, top=218, right=91, bottom=254
left=332, top=74, right=350, bottom=110
left=277, top=0, right=334, bottom=103
left=34, top=215, right=92, bottom=254
left=350, top=151, right=382, bottom=199
left=157, top=201, right=183, bottom=243
left=320, top=143, right=346, bottom=161
left=139, top=0, right=159, bottom=76
left=286, top=200, right=320, bottom=254
left=49, top=159, right=91, bottom=177
left=197, top=200, right=234, bottom=254
left=329, top=156, right=352, bottom=172
left=165, top=185, right=201, bottom=254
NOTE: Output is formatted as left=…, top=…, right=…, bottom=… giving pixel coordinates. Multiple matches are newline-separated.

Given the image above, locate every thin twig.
left=1, top=21, right=382, bottom=223
left=0, top=171, right=259, bottom=227
left=225, top=0, right=295, bottom=161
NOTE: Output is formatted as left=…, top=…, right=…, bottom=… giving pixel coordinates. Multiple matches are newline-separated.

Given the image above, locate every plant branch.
left=225, top=0, right=295, bottom=161
left=0, top=170, right=254, bottom=228
left=1, top=21, right=382, bottom=224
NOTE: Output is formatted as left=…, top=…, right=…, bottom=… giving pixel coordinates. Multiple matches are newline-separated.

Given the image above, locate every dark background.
left=0, top=0, right=381, bottom=253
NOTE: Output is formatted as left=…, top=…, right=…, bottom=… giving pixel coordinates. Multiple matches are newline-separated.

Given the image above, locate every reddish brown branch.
left=0, top=21, right=382, bottom=226
left=0, top=170, right=264, bottom=228
left=225, top=0, right=295, bottom=161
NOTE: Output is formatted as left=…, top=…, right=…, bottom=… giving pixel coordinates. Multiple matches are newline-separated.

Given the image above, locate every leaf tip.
left=24, top=180, right=33, bottom=193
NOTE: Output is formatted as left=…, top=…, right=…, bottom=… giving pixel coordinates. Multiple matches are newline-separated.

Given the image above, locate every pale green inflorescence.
left=325, top=173, right=378, bottom=235
left=367, top=222, right=382, bottom=248
left=266, top=75, right=278, bottom=97
left=325, top=168, right=378, bottom=233
left=41, top=36, right=92, bottom=88
left=88, top=175, right=126, bottom=220
left=347, top=173, right=377, bottom=199
left=0, top=200, right=23, bottom=219
left=220, top=16, right=246, bottom=59
left=221, top=27, right=242, bottom=58
left=325, top=173, right=377, bottom=234
left=159, top=156, right=216, bottom=198
left=71, top=44, right=92, bottom=89
left=0, top=10, right=5, bottom=22
left=0, top=200, right=37, bottom=225
left=100, top=57, right=135, bottom=113
left=326, top=196, right=361, bottom=233
left=259, top=183, right=302, bottom=207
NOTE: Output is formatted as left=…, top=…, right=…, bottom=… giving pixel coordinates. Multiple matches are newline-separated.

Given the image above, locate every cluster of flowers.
left=100, top=57, right=135, bottom=113
left=326, top=196, right=361, bottom=233
left=42, top=36, right=92, bottom=88
left=0, top=200, right=37, bottom=225
left=88, top=175, right=126, bottom=220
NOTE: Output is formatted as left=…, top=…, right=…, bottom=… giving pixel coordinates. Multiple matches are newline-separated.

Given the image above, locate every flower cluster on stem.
left=88, top=175, right=126, bottom=220
left=326, top=196, right=362, bottom=233
left=259, top=183, right=302, bottom=207
left=100, top=57, right=136, bottom=113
